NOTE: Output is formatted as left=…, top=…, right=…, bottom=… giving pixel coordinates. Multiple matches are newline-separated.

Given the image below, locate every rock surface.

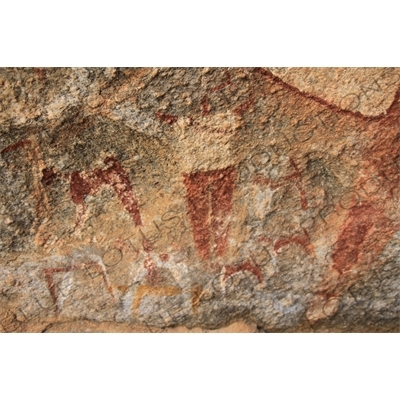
left=1, top=67, right=399, bottom=332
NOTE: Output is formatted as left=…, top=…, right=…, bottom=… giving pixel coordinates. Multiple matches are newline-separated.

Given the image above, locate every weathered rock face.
left=1, top=67, right=399, bottom=332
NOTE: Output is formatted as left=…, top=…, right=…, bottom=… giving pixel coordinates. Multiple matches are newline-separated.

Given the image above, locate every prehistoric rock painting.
left=1, top=67, right=400, bottom=332
left=43, top=156, right=142, bottom=230
left=44, top=255, right=114, bottom=314
left=183, top=166, right=236, bottom=261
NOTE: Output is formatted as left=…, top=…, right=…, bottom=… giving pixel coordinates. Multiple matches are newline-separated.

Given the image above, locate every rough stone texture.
left=1, top=67, right=399, bottom=333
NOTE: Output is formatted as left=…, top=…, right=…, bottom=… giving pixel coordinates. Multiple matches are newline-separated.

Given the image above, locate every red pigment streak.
left=103, top=157, right=142, bottom=226
left=289, top=158, right=308, bottom=210
left=183, top=171, right=211, bottom=260
left=160, top=253, right=169, bottom=262
left=115, top=238, right=138, bottom=257
left=142, top=238, right=153, bottom=253
left=253, top=67, right=400, bottom=122
left=289, top=158, right=301, bottom=175
left=33, top=68, right=46, bottom=81
left=223, top=260, right=263, bottom=283
left=1, top=139, right=31, bottom=155
left=69, top=157, right=142, bottom=226
left=201, top=96, right=211, bottom=116
left=44, top=267, right=66, bottom=313
left=44, top=262, right=113, bottom=314
left=274, top=229, right=314, bottom=256
left=331, top=204, right=375, bottom=274
left=155, top=111, right=178, bottom=124
left=41, top=234, right=52, bottom=246
left=184, top=166, right=237, bottom=260
left=144, top=254, right=161, bottom=285
left=141, top=240, right=166, bottom=284
left=210, top=72, right=232, bottom=92
left=70, top=171, right=99, bottom=204
left=210, top=167, right=237, bottom=257
left=325, top=203, right=396, bottom=300
left=257, top=235, right=273, bottom=244
left=84, top=261, right=114, bottom=297
left=41, top=168, right=59, bottom=186
left=233, top=97, right=254, bottom=115
left=297, top=184, right=308, bottom=210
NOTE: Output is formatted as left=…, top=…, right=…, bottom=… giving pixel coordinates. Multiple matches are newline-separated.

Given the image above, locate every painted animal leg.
left=103, top=157, right=142, bottom=226
left=44, top=261, right=114, bottom=314
left=84, top=261, right=115, bottom=298
left=44, top=266, right=72, bottom=314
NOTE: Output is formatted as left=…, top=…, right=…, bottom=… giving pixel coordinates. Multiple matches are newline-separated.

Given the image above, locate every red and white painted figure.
left=42, top=156, right=142, bottom=232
